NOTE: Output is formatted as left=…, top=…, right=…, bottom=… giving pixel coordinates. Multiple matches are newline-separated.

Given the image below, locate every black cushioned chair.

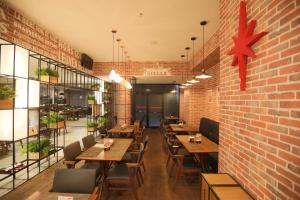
left=52, top=168, right=97, bottom=194
left=199, top=117, right=219, bottom=172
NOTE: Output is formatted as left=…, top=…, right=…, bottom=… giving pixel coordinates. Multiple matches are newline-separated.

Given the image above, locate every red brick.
left=267, top=76, right=288, bottom=84
left=280, top=118, right=300, bottom=128
left=280, top=64, right=300, bottom=75
left=280, top=101, right=300, bottom=108
left=278, top=83, right=300, bottom=91
left=281, top=45, right=300, bottom=57
left=268, top=138, right=290, bottom=151
left=278, top=150, right=300, bottom=166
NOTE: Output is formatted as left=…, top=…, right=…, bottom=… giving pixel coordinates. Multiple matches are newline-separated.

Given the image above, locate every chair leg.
left=142, top=161, right=146, bottom=172
left=138, top=168, right=144, bottom=184
left=173, top=166, right=182, bottom=189
left=129, top=179, right=139, bottom=200
left=166, top=155, right=171, bottom=168
left=169, top=161, right=175, bottom=177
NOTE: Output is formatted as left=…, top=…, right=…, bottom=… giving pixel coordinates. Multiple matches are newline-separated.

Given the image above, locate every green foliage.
left=104, top=107, right=111, bottom=113
left=88, top=95, right=96, bottom=100
left=91, top=83, right=100, bottom=89
left=103, top=96, right=112, bottom=102
left=97, top=117, right=108, bottom=127
left=87, top=121, right=98, bottom=128
left=22, top=138, right=51, bottom=154
left=41, top=111, right=64, bottom=125
left=0, top=85, right=15, bottom=100
left=104, top=83, right=112, bottom=91
left=35, top=68, right=58, bottom=77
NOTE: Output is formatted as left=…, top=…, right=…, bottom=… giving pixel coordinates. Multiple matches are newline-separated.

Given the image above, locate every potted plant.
left=103, top=96, right=112, bottom=103
left=35, top=68, right=58, bottom=84
left=41, top=111, right=65, bottom=129
left=22, top=138, right=51, bottom=160
left=88, top=95, right=96, bottom=104
left=97, top=117, right=108, bottom=127
left=87, top=121, right=98, bottom=132
left=104, top=84, right=112, bottom=92
left=91, top=83, right=100, bottom=91
left=104, top=107, right=111, bottom=114
left=0, top=85, right=15, bottom=109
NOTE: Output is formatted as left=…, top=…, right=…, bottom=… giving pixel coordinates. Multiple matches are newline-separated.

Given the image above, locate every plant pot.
left=29, top=127, right=38, bottom=136
left=87, top=127, right=97, bottom=132
left=92, top=104, right=101, bottom=116
left=88, top=100, right=96, bottom=104
left=49, top=121, right=64, bottom=129
left=41, top=75, right=58, bottom=84
left=0, top=99, right=13, bottom=109
left=29, top=151, right=48, bottom=160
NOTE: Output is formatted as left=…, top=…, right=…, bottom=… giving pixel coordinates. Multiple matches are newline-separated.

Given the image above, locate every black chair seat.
left=107, top=163, right=137, bottom=180
left=176, top=157, right=198, bottom=168
left=81, top=162, right=101, bottom=177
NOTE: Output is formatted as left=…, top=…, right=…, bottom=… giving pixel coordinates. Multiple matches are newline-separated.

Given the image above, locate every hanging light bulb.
left=187, top=37, right=199, bottom=83
left=179, top=54, right=187, bottom=89
left=109, top=30, right=117, bottom=81
left=196, top=21, right=212, bottom=79
left=184, top=47, right=193, bottom=85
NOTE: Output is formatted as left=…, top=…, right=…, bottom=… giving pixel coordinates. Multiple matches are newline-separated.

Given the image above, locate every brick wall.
left=0, top=1, right=91, bottom=74
left=218, top=0, right=300, bottom=199
left=94, top=61, right=186, bottom=123
left=182, top=30, right=220, bottom=129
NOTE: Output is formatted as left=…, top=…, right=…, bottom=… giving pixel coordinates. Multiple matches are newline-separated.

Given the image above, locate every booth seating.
left=199, top=117, right=219, bottom=172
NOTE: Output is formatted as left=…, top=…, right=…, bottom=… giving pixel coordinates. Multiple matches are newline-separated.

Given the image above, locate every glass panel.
left=0, top=45, right=14, bottom=76
left=0, top=110, right=13, bottom=141
left=29, top=80, right=40, bottom=108
left=29, top=55, right=39, bottom=80
left=14, top=109, right=28, bottom=141
left=15, top=46, right=29, bottom=78
left=15, top=78, right=28, bottom=108
left=29, top=109, right=39, bottom=137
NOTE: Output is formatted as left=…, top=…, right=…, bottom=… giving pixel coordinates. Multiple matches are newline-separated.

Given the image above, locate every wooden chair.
left=63, top=141, right=82, bottom=168
left=82, top=135, right=96, bottom=150
left=106, top=143, right=146, bottom=200
left=51, top=168, right=104, bottom=200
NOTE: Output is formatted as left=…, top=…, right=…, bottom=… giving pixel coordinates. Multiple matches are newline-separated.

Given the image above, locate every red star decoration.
left=228, top=1, right=268, bottom=91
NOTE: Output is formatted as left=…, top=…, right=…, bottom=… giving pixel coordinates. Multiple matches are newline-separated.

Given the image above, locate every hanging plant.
left=35, top=68, right=59, bottom=83
left=22, top=138, right=52, bottom=159
left=41, top=111, right=64, bottom=129
left=91, top=83, right=100, bottom=91
left=88, top=95, right=96, bottom=104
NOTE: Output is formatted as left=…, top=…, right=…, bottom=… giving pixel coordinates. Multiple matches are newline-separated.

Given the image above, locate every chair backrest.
left=82, top=135, right=96, bottom=149
left=143, top=135, right=149, bottom=151
left=52, top=168, right=96, bottom=194
left=136, top=143, right=145, bottom=164
left=199, top=117, right=219, bottom=144
left=63, top=141, right=82, bottom=161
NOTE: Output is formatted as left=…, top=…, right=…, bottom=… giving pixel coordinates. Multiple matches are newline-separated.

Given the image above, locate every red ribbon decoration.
left=228, top=1, right=268, bottom=91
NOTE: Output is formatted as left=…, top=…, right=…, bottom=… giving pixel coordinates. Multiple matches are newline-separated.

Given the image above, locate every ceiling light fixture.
left=109, top=30, right=117, bottom=81
left=187, top=37, right=200, bottom=83
left=184, top=47, right=193, bottom=86
left=180, top=54, right=186, bottom=89
left=196, top=21, right=212, bottom=79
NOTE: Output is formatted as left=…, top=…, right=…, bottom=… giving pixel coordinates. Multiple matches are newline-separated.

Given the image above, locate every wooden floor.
left=2, top=128, right=200, bottom=200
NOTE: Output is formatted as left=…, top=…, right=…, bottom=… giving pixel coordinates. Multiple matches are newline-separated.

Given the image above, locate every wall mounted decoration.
left=227, top=1, right=267, bottom=91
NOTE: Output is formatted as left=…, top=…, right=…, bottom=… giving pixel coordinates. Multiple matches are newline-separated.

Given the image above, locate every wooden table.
left=169, top=124, right=197, bottom=133
left=76, top=138, right=133, bottom=161
left=107, top=125, right=134, bottom=135
left=176, top=135, right=218, bottom=153
left=28, top=192, right=91, bottom=200
left=176, top=135, right=218, bottom=171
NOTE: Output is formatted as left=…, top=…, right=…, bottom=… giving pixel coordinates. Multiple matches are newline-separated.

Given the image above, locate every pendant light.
left=196, top=21, right=212, bottom=79
left=180, top=54, right=186, bottom=89
left=183, top=47, right=192, bottom=86
left=187, top=37, right=199, bottom=83
left=109, top=30, right=117, bottom=81
left=114, top=38, right=123, bottom=83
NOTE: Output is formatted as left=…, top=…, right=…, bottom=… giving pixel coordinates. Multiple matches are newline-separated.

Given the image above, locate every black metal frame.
left=0, top=38, right=110, bottom=197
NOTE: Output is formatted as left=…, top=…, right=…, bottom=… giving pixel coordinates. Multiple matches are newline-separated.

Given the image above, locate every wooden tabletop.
left=211, top=186, right=253, bottom=200
left=107, top=125, right=134, bottom=134
left=165, top=116, right=179, bottom=120
left=169, top=124, right=197, bottom=132
left=176, top=135, right=218, bottom=153
left=39, top=192, right=90, bottom=200
left=76, top=138, right=133, bottom=161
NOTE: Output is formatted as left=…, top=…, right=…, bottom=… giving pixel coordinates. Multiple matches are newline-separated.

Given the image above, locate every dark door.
left=147, top=94, right=163, bottom=127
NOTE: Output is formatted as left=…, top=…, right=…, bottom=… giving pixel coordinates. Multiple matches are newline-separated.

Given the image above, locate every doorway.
left=133, top=84, right=179, bottom=128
